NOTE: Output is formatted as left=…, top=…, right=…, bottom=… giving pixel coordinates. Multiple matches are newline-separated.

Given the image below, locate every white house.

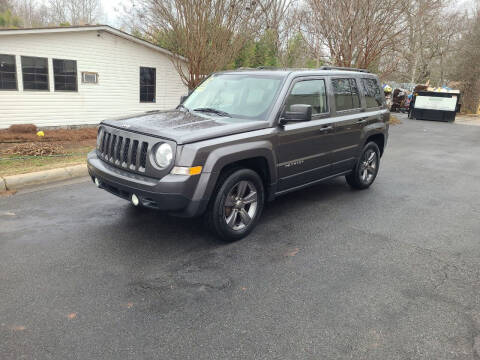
left=0, top=25, right=188, bottom=129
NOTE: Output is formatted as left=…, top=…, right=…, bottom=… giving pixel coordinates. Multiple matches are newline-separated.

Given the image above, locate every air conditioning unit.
left=81, top=72, right=98, bottom=84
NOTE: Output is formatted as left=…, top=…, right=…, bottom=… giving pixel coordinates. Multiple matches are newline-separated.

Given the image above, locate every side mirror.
left=180, top=95, right=188, bottom=104
left=280, top=104, right=312, bottom=124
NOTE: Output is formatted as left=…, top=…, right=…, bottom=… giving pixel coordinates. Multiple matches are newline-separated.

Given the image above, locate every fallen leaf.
left=285, top=248, right=300, bottom=257
left=67, top=313, right=77, bottom=319
left=0, top=190, right=17, bottom=197
left=11, top=325, right=26, bottom=331
left=241, top=287, right=247, bottom=291
left=126, top=302, right=134, bottom=309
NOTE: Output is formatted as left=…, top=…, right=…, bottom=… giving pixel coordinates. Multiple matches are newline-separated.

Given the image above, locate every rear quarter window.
left=362, top=78, right=384, bottom=108
left=331, top=78, right=361, bottom=111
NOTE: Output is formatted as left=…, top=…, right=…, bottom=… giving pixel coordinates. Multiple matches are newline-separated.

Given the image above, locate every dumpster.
left=411, top=89, right=461, bottom=122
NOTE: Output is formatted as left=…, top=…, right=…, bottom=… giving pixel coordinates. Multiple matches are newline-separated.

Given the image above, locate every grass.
left=0, top=145, right=94, bottom=177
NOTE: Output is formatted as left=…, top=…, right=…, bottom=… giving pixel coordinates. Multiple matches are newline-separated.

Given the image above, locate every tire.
left=346, top=142, right=381, bottom=190
left=205, top=168, right=265, bottom=242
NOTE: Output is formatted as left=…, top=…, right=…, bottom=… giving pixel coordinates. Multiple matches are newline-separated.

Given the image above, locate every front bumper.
left=87, top=151, right=208, bottom=217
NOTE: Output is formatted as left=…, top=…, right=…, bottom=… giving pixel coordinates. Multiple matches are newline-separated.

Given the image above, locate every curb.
left=1, top=164, right=88, bottom=192
left=0, top=177, right=6, bottom=192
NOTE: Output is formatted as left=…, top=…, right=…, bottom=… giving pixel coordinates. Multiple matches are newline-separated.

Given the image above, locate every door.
left=275, top=78, right=335, bottom=192
left=330, top=77, right=364, bottom=174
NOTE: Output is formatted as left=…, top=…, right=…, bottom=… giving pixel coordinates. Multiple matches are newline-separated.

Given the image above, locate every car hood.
left=101, top=110, right=270, bottom=144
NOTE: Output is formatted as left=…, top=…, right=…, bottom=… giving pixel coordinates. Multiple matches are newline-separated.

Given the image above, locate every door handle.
left=319, top=125, right=333, bottom=132
left=357, top=117, right=368, bottom=123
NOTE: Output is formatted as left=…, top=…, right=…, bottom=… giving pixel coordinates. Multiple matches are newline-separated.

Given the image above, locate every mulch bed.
left=0, top=127, right=97, bottom=143
left=5, top=143, right=65, bottom=156
left=0, top=125, right=97, bottom=156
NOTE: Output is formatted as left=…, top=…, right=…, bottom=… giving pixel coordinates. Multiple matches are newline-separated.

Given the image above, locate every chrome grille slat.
left=105, top=133, right=111, bottom=159
left=131, top=140, right=139, bottom=169
left=116, top=136, right=123, bottom=165
left=127, top=139, right=134, bottom=169
left=135, top=142, right=143, bottom=170
left=100, top=131, right=107, bottom=153
left=110, top=135, right=117, bottom=161
left=140, top=142, right=148, bottom=169
left=123, top=138, right=130, bottom=166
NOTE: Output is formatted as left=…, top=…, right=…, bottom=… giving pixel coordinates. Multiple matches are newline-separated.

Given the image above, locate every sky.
left=99, top=0, right=131, bottom=27
left=34, top=0, right=477, bottom=29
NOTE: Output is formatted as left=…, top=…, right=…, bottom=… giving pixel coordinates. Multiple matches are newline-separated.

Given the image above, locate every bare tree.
left=138, top=0, right=262, bottom=89
left=1, top=0, right=13, bottom=12
left=256, top=0, right=296, bottom=52
left=301, top=0, right=408, bottom=74
left=13, top=0, right=49, bottom=27
left=401, top=0, right=449, bottom=83
left=48, top=0, right=102, bottom=25
left=428, top=13, right=464, bottom=85
left=451, top=3, right=480, bottom=113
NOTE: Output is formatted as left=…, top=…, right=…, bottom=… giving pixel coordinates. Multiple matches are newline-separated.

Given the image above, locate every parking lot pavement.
left=1, top=114, right=480, bottom=360
left=456, top=114, right=480, bottom=126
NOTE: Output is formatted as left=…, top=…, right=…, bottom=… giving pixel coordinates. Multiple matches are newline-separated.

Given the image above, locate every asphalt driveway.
left=1, top=114, right=480, bottom=359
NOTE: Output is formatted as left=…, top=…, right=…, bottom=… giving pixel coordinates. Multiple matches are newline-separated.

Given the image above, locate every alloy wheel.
left=359, top=149, right=377, bottom=184
left=224, top=180, right=258, bottom=231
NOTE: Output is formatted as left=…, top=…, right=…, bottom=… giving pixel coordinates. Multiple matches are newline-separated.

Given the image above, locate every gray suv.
left=87, top=67, right=389, bottom=241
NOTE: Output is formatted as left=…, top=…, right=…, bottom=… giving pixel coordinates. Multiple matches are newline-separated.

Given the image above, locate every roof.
left=0, top=24, right=186, bottom=62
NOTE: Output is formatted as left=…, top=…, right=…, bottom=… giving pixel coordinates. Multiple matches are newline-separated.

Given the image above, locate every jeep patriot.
left=87, top=67, right=389, bottom=241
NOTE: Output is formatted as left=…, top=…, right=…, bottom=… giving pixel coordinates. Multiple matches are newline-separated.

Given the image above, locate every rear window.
left=332, top=78, right=361, bottom=111
left=362, top=78, right=383, bottom=108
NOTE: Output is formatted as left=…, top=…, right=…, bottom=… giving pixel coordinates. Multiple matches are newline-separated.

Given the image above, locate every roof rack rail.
left=319, top=66, right=370, bottom=73
left=256, top=66, right=279, bottom=70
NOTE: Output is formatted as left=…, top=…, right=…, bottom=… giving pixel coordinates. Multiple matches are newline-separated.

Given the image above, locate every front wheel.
left=346, top=142, right=381, bottom=190
left=205, top=168, right=265, bottom=242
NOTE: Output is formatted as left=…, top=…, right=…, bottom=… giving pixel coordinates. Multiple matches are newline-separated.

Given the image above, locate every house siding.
left=0, top=30, right=187, bottom=128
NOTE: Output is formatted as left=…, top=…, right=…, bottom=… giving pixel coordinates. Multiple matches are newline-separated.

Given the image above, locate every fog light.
left=131, top=194, right=140, bottom=206
left=94, top=177, right=101, bottom=187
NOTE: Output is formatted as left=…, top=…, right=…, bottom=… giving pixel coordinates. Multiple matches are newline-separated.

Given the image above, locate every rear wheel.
left=346, top=142, right=380, bottom=189
left=206, top=168, right=264, bottom=242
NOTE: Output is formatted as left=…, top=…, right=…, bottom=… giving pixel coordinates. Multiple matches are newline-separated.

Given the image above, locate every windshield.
left=182, top=74, right=284, bottom=120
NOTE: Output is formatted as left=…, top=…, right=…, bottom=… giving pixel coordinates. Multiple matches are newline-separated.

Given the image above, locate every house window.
left=21, top=56, right=49, bottom=90
left=140, top=67, right=156, bottom=103
left=331, top=78, right=361, bottom=111
left=53, top=59, right=77, bottom=91
left=362, top=78, right=383, bottom=108
left=0, top=54, right=17, bottom=90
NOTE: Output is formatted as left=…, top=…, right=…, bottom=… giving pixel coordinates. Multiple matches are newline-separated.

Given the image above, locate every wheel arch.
left=361, top=121, right=387, bottom=156
left=365, top=133, right=385, bottom=156
left=191, top=141, right=277, bottom=208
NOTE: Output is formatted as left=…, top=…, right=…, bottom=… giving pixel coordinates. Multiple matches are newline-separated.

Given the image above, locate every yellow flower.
left=36, top=131, right=45, bottom=137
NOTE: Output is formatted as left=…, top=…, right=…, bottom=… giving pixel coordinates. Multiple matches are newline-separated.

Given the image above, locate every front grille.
left=97, top=128, right=149, bottom=173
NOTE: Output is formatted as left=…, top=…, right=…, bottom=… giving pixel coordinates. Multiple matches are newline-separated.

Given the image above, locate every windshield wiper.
left=193, top=107, right=231, bottom=117
left=176, top=104, right=189, bottom=112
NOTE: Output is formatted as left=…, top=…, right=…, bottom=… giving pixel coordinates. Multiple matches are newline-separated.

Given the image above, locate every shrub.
left=8, top=124, right=37, bottom=134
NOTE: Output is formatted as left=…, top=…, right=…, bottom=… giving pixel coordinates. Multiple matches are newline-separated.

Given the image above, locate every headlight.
left=154, top=143, right=173, bottom=168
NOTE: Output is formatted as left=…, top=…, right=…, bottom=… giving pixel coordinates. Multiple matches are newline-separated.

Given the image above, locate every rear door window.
left=362, top=78, right=383, bottom=108
left=331, top=78, right=361, bottom=111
